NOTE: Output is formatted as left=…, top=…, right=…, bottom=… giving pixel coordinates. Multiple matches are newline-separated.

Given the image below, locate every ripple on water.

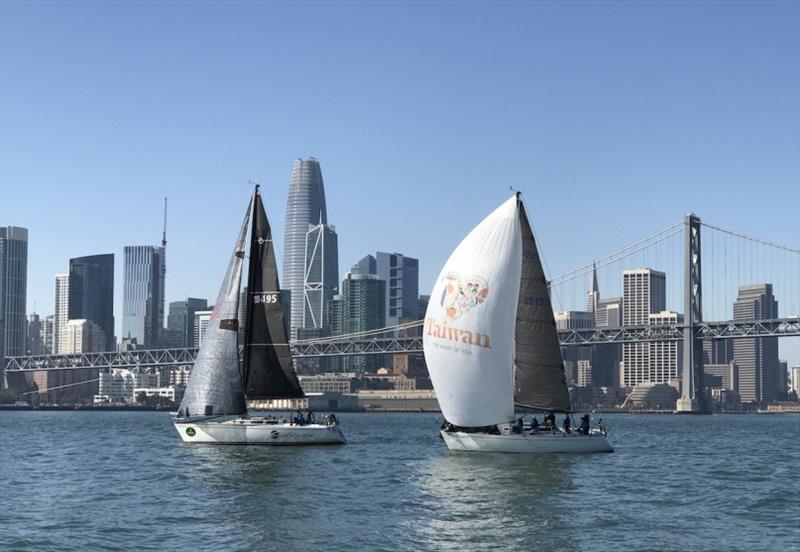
left=1, top=412, right=799, bottom=551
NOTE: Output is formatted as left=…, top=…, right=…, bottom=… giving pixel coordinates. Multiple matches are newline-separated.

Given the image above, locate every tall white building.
left=54, top=273, right=70, bottom=354
left=61, top=319, right=105, bottom=354
left=791, top=366, right=800, bottom=396
left=648, top=310, right=683, bottom=385
left=621, top=268, right=666, bottom=387
left=193, top=310, right=213, bottom=347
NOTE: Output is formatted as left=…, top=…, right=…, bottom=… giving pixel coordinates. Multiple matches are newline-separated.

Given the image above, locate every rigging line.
left=700, top=221, right=800, bottom=254
left=548, top=226, right=683, bottom=288
left=22, top=377, right=102, bottom=395
left=547, top=221, right=683, bottom=284
left=292, top=320, right=425, bottom=344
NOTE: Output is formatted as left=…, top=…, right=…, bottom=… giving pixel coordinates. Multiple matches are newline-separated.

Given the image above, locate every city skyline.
left=0, top=2, right=798, bottom=365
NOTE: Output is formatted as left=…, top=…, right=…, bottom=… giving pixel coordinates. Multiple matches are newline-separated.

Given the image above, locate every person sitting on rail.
left=306, top=410, right=316, bottom=424
left=563, top=414, right=572, bottom=434
left=512, top=417, right=524, bottom=434
left=530, top=416, right=540, bottom=434
left=293, top=410, right=306, bottom=425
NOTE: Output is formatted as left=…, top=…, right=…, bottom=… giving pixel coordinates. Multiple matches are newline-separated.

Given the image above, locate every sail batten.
left=243, top=188, right=305, bottom=400
left=178, top=201, right=252, bottom=418
left=513, top=199, right=571, bottom=412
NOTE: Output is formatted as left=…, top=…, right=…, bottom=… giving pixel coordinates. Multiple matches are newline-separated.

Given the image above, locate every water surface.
left=1, top=412, right=798, bottom=551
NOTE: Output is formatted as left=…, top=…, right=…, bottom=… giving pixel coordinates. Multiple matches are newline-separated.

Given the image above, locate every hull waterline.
left=174, top=418, right=346, bottom=445
left=441, top=430, right=613, bottom=453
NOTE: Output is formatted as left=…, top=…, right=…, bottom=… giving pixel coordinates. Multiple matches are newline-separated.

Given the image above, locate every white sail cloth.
left=423, top=196, right=522, bottom=427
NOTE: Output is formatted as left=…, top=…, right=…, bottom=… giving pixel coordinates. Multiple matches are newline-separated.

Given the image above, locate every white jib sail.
left=423, top=195, right=522, bottom=427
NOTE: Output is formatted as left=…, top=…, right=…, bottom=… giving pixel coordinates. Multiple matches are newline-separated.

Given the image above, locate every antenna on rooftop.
left=162, top=197, right=168, bottom=248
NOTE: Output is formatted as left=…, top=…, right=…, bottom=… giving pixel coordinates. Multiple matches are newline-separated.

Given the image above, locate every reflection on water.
left=410, top=452, right=579, bottom=550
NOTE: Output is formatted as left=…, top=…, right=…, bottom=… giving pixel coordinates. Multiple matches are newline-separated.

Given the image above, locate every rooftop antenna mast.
left=161, top=197, right=168, bottom=248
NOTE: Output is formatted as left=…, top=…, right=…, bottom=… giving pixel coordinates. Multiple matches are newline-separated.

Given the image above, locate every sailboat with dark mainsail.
left=174, top=185, right=346, bottom=445
left=423, top=193, right=612, bottom=453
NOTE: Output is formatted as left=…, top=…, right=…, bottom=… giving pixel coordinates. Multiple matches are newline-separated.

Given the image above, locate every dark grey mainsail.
left=178, top=200, right=252, bottom=418
left=243, top=187, right=304, bottom=399
left=513, top=195, right=571, bottom=412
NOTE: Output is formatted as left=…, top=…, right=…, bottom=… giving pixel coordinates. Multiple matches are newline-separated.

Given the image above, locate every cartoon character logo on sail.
left=440, top=272, right=490, bottom=320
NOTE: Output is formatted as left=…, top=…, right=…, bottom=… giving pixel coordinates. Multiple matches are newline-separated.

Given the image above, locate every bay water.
left=1, top=412, right=798, bottom=551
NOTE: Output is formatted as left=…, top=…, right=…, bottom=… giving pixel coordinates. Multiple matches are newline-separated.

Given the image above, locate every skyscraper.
left=41, top=315, right=54, bottom=355
left=69, top=254, right=114, bottom=350
left=26, top=313, right=43, bottom=355
left=283, top=158, right=329, bottom=337
left=733, top=284, right=780, bottom=404
left=0, top=227, right=28, bottom=368
left=303, top=222, right=339, bottom=330
left=167, top=298, right=208, bottom=347
left=122, top=245, right=165, bottom=347
left=621, top=268, right=666, bottom=387
left=376, top=252, right=419, bottom=328
left=54, top=273, right=69, bottom=354
left=327, top=272, right=386, bottom=372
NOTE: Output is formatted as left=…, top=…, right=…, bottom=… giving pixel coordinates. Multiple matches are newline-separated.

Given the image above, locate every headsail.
left=514, top=197, right=571, bottom=412
left=243, top=186, right=305, bottom=399
left=178, top=200, right=251, bottom=418
left=423, top=195, right=522, bottom=427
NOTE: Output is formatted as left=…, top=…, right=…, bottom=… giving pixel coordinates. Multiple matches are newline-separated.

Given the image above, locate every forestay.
left=423, top=195, right=522, bottom=427
left=178, top=200, right=251, bottom=418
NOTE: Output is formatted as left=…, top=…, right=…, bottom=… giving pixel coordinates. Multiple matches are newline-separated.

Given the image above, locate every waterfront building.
left=327, top=272, right=386, bottom=372
left=122, top=245, right=165, bottom=347
left=732, top=284, right=780, bottom=404
left=96, top=368, right=164, bottom=403
left=621, top=268, right=666, bottom=387
left=303, top=223, right=339, bottom=330
left=193, top=309, right=213, bottom=347
left=704, top=362, right=739, bottom=391
left=169, top=366, right=192, bottom=387
left=69, top=254, right=114, bottom=350
left=0, top=226, right=28, bottom=365
left=54, top=273, right=69, bottom=353
left=166, top=298, right=208, bottom=347
left=283, top=158, right=328, bottom=338
left=376, top=252, right=419, bottom=328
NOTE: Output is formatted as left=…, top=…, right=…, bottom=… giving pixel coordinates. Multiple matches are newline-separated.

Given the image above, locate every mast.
left=243, top=185, right=305, bottom=399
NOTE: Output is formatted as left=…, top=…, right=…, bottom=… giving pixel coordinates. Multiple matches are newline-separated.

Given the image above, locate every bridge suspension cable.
left=699, top=221, right=800, bottom=254
left=547, top=221, right=683, bottom=288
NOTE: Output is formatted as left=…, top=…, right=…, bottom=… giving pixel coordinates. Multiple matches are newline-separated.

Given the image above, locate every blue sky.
left=1, top=1, right=798, bottom=362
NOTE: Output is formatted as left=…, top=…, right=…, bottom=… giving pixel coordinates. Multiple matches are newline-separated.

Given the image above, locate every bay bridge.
left=4, top=213, right=799, bottom=412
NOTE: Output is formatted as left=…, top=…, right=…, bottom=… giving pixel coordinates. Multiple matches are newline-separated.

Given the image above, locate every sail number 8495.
left=253, top=293, right=279, bottom=304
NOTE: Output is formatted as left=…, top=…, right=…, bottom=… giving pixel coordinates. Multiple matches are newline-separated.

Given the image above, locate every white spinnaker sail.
left=423, top=195, right=522, bottom=427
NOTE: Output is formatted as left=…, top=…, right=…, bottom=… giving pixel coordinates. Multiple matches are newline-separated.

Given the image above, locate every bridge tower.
left=676, top=213, right=707, bottom=413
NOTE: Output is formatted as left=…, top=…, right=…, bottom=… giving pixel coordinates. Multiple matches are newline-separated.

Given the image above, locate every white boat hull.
left=174, top=418, right=346, bottom=445
left=441, top=430, right=613, bottom=454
